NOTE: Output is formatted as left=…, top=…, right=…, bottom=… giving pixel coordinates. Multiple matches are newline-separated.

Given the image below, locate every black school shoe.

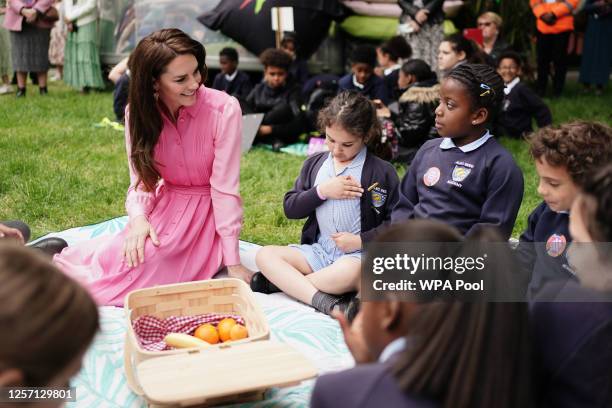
left=28, top=237, right=68, bottom=256
left=250, top=272, right=282, bottom=294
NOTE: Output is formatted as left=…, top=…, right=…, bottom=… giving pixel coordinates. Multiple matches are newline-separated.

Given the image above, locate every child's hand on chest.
left=319, top=175, right=364, bottom=200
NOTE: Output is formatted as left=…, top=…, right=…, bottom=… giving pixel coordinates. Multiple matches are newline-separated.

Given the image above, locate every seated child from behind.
left=0, top=243, right=99, bottom=402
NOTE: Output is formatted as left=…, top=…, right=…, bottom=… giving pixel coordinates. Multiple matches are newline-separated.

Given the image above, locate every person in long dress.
left=54, top=28, right=252, bottom=306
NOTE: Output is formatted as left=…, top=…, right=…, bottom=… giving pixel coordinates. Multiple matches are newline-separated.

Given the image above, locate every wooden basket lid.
left=136, top=340, right=318, bottom=405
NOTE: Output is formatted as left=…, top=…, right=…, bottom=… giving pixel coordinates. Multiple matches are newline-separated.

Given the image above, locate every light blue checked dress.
left=292, top=147, right=366, bottom=272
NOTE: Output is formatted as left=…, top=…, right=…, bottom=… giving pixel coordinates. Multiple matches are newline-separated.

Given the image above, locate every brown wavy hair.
left=127, top=29, right=207, bottom=191
left=528, top=121, right=612, bottom=187
left=0, top=243, right=99, bottom=386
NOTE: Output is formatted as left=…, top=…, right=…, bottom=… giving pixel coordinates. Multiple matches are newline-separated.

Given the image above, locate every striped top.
left=314, top=147, right=366, bottom=257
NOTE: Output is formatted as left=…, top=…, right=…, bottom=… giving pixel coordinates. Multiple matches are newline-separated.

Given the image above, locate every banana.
left=164, top=333, right=212, bottom=349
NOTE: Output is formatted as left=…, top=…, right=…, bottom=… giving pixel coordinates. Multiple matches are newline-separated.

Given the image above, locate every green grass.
left=0, top=80, right=610, bottom=243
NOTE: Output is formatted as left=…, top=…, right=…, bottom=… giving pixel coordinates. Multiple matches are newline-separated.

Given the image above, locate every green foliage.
left=0, top=80, right=610, bottom=244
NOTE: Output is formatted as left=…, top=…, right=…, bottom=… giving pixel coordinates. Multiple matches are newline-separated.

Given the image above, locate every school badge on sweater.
left=371, top=186, right=388, bottom=208
left=452, top=165, right=472, bottom=182
left=447, top=161, right=474, bottom=188
left=546, top=234, right=567, bottom=257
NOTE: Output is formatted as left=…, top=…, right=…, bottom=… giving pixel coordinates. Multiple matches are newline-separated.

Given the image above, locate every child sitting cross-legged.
left=251, top=92, right=400, bottom=315
left=392, top=63, right=524, bottom=240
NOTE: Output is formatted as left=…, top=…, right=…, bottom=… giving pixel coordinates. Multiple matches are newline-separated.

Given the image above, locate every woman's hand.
left=0, top=224, right=25, bottom=245
left=331, top=232, right=362, bottom=253
left=22, top=8, right=37, bottom=23
left=122, top=215, right=160, bottom=267
left=319, top=175, right=364, bottom=200
left=227, top=264, right=254, bottom=283
left=332, top=310, right=373, bottom=364
left=409, top=20, right=421, bottom=33
left=415, top=9, right=429, bottom=25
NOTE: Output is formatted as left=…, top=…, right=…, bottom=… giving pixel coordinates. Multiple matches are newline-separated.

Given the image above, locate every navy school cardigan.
left=283, top=151, right=400, bottom=245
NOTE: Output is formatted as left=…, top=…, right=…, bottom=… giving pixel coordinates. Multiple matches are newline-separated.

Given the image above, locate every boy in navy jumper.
left=252, top=92, right=399, bottom=314
left=531, top=164, right=612, bottom=408
left=211, top=47, right=253, bottom=103
left=339, top=45, right=390, bottom=105
left=246, top=48, right=306, bottom=149
left=496, top=51, right=552, bottom=138
left=392, top=64, right=524, bottom=240
left=516, top=121, right=612, bottom=298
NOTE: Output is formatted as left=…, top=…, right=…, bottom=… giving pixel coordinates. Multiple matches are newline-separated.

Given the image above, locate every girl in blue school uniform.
left=392, top=63, right=524, bottom=240
left=252, top=92, right=400, bottom=315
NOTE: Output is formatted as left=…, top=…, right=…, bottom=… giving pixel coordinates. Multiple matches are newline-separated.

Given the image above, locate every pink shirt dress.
left=54, top=86, right=243, bottom=306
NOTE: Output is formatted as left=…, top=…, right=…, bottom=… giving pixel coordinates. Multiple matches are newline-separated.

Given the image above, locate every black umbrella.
left=198, top=0, right=348, bottom=59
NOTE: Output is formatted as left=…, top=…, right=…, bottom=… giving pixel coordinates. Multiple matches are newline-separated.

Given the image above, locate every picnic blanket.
left=35, top=217, right=353, bottom=407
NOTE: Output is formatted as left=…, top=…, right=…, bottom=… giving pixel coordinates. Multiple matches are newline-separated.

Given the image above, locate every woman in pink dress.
left=54, top=28, right=252, bottom=306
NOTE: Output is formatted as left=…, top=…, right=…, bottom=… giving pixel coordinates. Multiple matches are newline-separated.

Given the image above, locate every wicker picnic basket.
left=124, top=278, right=317, bottom=407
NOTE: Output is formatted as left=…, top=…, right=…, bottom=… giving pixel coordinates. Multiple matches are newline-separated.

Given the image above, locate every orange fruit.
left=217, top=318, right=237, bottom=342
left=229, top=324, right=248, bottom=341
left=194, top=323, right=219, bottom=344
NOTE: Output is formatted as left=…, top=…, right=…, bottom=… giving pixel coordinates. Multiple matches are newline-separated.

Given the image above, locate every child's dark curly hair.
left=351, top=44, right=377, bottom=68
left=529, top=121, right=612, bottom=187
left=447, top=63, right=504, bottom=122
left=580, top=163, right=612, bottom=244
left=259, top=48, right=292, bottom=71
left=317, top=91, right=380, bottom=144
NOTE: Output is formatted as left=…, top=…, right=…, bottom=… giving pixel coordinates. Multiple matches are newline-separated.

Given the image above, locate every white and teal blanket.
left=37, top=217, right=354, bottom=407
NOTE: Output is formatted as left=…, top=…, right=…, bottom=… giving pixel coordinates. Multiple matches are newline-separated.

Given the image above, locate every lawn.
left=0, top=80, right=610, bottom=243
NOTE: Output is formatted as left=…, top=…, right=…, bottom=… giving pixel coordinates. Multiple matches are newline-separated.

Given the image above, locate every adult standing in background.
left=579, top=0, right=612, bottom=96
left=398, top=0, right=444, bottom=72
left=530, top=0, right=580, bottom=97
left=3, top=0, right=54, bottom=97
left=62, top=0, right=104, bottom=92
left=0, top=0, right=13, bottom=94
left=477, top=11, right=510, bottom=64
left=47, top=0, right=66, bottom=80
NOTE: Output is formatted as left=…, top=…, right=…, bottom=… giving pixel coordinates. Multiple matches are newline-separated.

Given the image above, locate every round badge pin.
left=423, top=167, right=441, bottom=187
left=546, top=234, right=567, bottom=257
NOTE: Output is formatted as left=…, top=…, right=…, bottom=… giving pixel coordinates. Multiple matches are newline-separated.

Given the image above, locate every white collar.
left=439, top=130, right=493, bottom=152
left=504, top=77, right=520, bottom=95
left=384, top=64, right=401, bottom=76
left=379, top=337, right=407, bottom=363
left=225, top=70, right=238, bottom=82
left=352, top=75, right=365, bottom=89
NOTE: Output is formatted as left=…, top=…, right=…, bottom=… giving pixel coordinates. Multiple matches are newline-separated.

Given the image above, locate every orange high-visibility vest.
left=530, top=0, right=579, bottom=34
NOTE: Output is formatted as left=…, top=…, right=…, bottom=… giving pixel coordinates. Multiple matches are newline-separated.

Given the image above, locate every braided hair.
left=447, top=63, right=504, bottom=122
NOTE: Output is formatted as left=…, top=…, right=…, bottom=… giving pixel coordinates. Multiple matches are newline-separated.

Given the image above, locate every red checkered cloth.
left=132, top=314, right=245, bottom=351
